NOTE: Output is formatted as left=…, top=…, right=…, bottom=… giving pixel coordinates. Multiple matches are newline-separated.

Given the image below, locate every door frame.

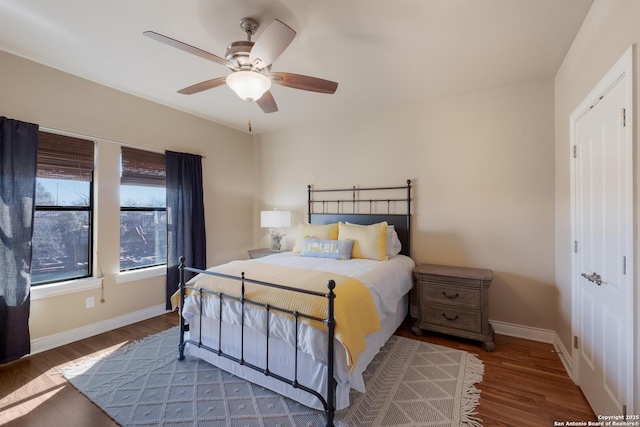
left=569, top=45, right=635, bottom=413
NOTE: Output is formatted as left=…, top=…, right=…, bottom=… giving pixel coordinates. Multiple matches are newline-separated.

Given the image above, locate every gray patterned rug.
left=62, top=327, right=484, bottom=426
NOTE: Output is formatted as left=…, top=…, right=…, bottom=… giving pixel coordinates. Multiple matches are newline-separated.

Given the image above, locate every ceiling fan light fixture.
left=226, top=71, right=271, bottom=101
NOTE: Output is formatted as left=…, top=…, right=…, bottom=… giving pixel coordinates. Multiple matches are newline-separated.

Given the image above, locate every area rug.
left=62, top=327, right=484, bottom=427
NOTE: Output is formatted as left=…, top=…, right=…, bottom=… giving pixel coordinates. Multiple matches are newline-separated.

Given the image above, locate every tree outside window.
left=119, top=148, right=166, bottom=271
left=31, top=132, right=94, bottom=285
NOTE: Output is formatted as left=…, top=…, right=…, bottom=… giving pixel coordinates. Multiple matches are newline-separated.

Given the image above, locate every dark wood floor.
left=0, top=313, right=595, bottom=426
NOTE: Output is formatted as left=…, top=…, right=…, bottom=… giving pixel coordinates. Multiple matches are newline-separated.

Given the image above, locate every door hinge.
left=574, top=336, right=579, bottom=349
left=572, top=145, right=577, bottom=158
left=621, top=108, right=626, bottom=127
left=623, top=256, right=627, bottom=275
left=574, top=241, right=578, bottom=253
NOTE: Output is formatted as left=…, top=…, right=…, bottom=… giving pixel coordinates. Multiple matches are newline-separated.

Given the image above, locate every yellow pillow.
left=292, top=223, right=339, bottom=252
left=338, top=221, right=388, bottom=261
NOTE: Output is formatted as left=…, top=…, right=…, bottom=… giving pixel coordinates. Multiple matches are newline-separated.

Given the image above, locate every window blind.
left=37, top=132, right=95, bottom=181
left=121, top=147, right=166, bottom=187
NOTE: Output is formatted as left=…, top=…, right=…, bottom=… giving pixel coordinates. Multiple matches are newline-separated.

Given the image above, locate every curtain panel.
left=165, top=151, right=206, bottom=309
left=0, top=117, right=39, bottom=364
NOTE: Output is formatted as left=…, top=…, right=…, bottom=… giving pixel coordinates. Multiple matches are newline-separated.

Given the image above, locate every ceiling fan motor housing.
left=226, top=41, right=253, bottom=69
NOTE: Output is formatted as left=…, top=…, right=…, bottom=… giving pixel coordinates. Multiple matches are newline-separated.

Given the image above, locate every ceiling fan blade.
left=270, top=72, right=338, bottom=94
left=256, top=90, right=278, bottom=114
left=177, top=77, right=226, bottom=95
left=249, top=20, right=296, bottom=69
left=143, top=31, right=235, bottom=69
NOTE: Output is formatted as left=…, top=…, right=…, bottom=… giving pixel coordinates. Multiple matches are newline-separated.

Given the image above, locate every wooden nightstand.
left=412, top=263, right=495, bottom=351
left=247, top=248, right=289, bottom=259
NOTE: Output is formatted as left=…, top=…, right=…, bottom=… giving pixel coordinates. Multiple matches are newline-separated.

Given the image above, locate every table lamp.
left=260, top=210, right=291, bottom=251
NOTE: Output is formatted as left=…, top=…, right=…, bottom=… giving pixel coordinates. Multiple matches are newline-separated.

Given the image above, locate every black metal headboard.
left=307, top=180, right=412, bottom=257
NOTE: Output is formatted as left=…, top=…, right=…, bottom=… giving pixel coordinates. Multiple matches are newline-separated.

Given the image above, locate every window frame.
left=119, top=147, right=167, bottom=273
left=32, top=201, right=94, bottom=285
left=31, top=131, right=96, bottom=287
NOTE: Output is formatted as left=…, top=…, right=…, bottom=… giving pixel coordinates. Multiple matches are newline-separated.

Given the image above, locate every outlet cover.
left=86, top=296, right=94, bottom=308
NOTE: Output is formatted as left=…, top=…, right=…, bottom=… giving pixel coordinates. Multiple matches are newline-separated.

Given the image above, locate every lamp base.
left=269, top=229, right=285, bottom=251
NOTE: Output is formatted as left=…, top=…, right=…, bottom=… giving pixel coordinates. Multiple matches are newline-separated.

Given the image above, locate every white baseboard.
left=490, top=320, right=556, bottom=342
left=490, top=320, right=574, bottom=381
left=30, top=304, right=170, bottom=356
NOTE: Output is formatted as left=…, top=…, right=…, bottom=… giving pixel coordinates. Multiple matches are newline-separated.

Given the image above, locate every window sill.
left=31, top=277, right=103, bottom=301
left=116, top=265, right=166, bottom=284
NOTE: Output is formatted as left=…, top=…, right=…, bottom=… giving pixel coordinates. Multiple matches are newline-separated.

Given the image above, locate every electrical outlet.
left=86, top=296, right=95, bottom=309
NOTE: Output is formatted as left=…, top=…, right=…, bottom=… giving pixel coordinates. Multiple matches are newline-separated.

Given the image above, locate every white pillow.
left=386, top=225, right=403, bottom=257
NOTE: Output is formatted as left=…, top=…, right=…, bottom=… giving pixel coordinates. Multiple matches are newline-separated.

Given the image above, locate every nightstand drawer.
left=421, top=281, right=481, bottom=309
left=418, top=275, right=483, bottom=288
left=421, top=304, right=482, bottom=334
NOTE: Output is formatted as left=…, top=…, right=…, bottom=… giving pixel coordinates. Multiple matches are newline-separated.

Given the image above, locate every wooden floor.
left=0, top=313, right=595, bottom=426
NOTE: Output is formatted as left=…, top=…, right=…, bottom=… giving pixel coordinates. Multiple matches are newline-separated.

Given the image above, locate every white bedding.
left=255, top=252, right=415, bottom=318
left=181, top=252, right=415, bottom=409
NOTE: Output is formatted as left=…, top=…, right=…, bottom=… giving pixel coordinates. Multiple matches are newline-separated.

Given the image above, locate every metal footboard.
left=177, top=256, right=337, bottom=427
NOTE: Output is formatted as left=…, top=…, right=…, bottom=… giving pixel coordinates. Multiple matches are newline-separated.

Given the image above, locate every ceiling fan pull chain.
left=248, top=101, right=253, bottom=132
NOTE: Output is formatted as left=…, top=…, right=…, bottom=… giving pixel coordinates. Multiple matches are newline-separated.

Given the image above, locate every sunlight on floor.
left=0, top=340, right=130, bottom=423
left=59, top=341, right=131, bottom=375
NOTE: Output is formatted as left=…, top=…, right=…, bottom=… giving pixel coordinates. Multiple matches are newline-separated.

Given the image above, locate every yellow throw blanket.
left=171, top=260, right=380, bottom=371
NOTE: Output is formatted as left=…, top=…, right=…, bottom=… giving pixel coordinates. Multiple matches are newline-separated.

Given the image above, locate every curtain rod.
left=39, top=125, right=206, bottom=158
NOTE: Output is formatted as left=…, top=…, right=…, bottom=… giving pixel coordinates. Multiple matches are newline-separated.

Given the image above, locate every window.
left=32, top=132, right=94, bottom=286
left=120, top=147, right=166, bottom=271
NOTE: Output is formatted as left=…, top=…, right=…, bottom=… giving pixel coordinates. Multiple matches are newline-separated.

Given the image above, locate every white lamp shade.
left=261, top=210, right=291, bottom=228
left=226, top=71, right=271, bottom=101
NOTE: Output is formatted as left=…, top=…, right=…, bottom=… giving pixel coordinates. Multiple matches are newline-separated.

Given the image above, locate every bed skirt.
left=185, top=294, right=408, bottom=410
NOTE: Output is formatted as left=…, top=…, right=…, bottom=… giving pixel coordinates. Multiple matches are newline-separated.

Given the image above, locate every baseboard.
left=30, top=304, right=170, bottom=356
left=490, top=320, right=555, bottom=342
left=490, top=320, right=574, bottom=381
left=552, top=334, right=574, bottom=381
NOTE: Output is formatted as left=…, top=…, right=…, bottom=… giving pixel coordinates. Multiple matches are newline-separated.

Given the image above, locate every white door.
left=572, top=49, right=634, bottom=416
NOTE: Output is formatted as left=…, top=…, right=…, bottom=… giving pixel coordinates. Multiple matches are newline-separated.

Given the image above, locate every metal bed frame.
left=177, top=180, right=411, bottom=427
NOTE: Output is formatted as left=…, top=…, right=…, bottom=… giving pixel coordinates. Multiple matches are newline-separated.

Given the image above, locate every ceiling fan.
left=143, top=17, right=338, bottom=114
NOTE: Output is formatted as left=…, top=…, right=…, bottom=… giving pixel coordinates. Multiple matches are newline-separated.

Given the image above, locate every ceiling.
left=0, top=0, right=594, bottom=135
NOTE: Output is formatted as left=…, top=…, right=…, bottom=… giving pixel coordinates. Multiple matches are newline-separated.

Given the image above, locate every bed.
left=175, top=181, right=413, bottom=426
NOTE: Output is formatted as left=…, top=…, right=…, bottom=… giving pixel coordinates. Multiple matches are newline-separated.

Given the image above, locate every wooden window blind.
left=37, top=132, right=94, bottom=181
left=121, top=147, right=166, bottom=187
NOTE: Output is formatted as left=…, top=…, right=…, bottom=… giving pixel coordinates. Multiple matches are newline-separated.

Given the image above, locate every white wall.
left=254, top=77, right=557, bottom=330
left=0, top=50, right=254, bottom=340
left=554, top=0, right=640, bottom=410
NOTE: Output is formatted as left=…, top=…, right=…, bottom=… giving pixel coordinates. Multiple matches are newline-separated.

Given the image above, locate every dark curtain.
left=165, top=150, right=206, bottom=309
left=0, top=117, right=39, bottom=364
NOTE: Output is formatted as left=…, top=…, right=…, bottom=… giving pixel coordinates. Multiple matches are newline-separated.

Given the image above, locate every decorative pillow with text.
left=300, top=238, right=354, bottom=260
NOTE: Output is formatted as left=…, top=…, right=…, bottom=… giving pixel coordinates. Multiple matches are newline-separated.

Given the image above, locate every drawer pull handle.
left=442, top=292, right=459, bottom=299
left=442, top=313, right=459, bottom=322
